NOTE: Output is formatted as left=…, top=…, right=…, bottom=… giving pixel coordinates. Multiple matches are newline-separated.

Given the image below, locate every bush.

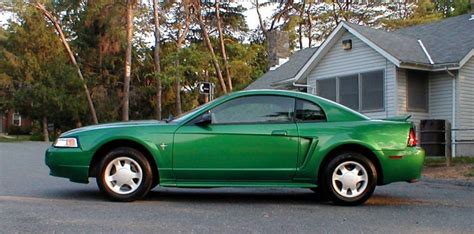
left=29, top=134, right=45, bottom=141
left=7, top=125, right=32, bottom=135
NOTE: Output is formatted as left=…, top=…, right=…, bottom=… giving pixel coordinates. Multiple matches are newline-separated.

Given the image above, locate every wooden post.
left=445, top=121, right=452, bottom=167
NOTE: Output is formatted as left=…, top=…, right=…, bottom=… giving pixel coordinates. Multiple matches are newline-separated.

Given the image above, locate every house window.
left=361, top=70, right=384, bottom=111
left=316, top=78, right=336, bottom=102
left=339, top=74, right=359, bottom=110
left=12, top=113, right=21, bottom=126
left=316, top=70, right=384, bottom=112
left=407, top=70, right=428, bottom=112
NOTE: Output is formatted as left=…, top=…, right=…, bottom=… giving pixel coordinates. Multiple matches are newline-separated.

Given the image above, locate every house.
left=246, top=14, right=474, bottom=156
left=0, top=109, right=32, bottom=134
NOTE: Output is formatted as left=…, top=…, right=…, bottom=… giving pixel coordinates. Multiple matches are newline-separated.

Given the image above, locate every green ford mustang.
left=45, top=90, right=424, bottom=205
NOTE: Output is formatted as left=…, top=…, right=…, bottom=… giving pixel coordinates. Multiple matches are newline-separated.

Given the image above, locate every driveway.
left=1, top=142, right=473, bottom=233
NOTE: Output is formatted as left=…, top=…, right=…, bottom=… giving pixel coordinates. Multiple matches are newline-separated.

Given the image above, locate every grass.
left=424, top=156, right=474, bottom=167
left=465, top=168, right=474, bottom=177
left=424, top=156, right=474, bottom=178
left=0, top=134, right=32, bottom=142
left=0, top=134, right=46, bottom=142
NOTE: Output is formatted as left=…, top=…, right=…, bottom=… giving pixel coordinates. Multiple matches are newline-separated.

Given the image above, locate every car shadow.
left=34, top=187, right=424, bottom=207
left=145, top=188, right=329, bottom=205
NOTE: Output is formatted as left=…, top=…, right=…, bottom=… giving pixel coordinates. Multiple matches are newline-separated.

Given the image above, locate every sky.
left=0, top=1, right=279, bottom=31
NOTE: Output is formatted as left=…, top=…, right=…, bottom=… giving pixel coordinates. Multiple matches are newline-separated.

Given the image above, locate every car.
left=45, top=89, right=424, bottom=205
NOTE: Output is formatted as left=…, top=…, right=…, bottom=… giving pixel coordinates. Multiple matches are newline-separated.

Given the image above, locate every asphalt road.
left=1, top=142, right=474, bottom=233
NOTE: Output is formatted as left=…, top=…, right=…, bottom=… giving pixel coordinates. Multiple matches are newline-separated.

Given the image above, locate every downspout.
left=292, top=82, right=316, bottom=94
left=446, top=68, right=456, bottom=157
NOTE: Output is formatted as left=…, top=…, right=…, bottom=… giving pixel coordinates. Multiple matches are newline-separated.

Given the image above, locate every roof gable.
left=245, top=47, right=318, bottom=90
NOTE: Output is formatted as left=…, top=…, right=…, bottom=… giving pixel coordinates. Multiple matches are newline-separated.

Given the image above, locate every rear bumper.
left=377, top=147, right=425, bottom=185
left=45, top=146, right=91, bottom=183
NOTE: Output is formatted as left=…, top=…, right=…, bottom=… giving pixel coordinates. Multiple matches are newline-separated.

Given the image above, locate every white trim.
left=290, top=23, right=346, bottom=84
left=417, top=40, right=434, bottom=64
left=292, top=22, right=402, bottom=84
left=452, top=71, right=457, bottom=157
left=399, top=64, right=459, bottom=71
left=12, top=112, right=21, bottom=126
left=288, top=22, right=470, bottom=85
left=342, top=23, right=401, bottom=67
left=459, top=49, right=474, bottom=68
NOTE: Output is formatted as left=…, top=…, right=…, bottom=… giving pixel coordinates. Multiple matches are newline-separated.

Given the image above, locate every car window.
left=295, top=99, right=326, bottom=122
left=210, top=95, right=295, bottom=124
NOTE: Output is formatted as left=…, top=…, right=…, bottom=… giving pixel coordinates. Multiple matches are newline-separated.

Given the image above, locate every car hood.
left=60, top=120, right=169, bottom=137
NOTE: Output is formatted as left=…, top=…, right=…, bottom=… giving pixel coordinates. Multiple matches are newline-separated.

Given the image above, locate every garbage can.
left=420, top=119, right=446, bottom=157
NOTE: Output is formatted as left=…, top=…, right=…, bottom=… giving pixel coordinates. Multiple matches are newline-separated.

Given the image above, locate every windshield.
left=171, top=95, right=226, bottom=123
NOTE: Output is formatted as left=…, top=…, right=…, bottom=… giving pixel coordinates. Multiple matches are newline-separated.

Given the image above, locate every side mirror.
left=195, top=113, right=212, bottom=126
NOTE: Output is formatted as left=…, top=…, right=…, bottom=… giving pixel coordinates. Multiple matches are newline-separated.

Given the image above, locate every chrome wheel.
left=104, top=157, right=143, bottom=195
left=331, top=161, right=368, bottom=198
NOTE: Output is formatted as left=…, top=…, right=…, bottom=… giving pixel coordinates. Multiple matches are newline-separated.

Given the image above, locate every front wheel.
left=321, top=152, right=377, bottom=206
left=97, top=147, right=153, bottom=202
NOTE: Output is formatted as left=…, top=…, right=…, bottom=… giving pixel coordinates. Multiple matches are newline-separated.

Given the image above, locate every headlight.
left=54, top=137, right=79, bottom=148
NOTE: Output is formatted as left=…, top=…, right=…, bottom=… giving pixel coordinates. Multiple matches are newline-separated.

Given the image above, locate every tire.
left=96, top=147, right=153, bottom=202
left=320, top=152, right=377, bottom=206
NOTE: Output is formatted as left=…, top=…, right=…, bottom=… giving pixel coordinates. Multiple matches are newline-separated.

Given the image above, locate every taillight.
left=408, top=128, right=417, bottom=147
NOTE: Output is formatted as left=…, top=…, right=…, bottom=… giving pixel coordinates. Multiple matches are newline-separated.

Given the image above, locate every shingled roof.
left=395, top=14, right=474, bottom=64
left=249, top=14, right=474, bottom=89
left=245, top=47, right=318, bottom=90
left=346, top=14, right=474, bottom=66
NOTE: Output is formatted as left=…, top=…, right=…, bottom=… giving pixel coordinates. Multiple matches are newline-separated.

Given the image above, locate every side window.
left=210, top=95, right=295, bottom=124
left=295, top=99, right=326, bottom=122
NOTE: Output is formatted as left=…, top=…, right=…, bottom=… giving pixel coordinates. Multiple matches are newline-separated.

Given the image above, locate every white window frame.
left=12, top=112, right=21, bottom=126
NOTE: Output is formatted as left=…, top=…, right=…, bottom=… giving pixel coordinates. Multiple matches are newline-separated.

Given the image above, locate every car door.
left=293, top=98, right=327, bottom=179
left=173, top=95, right=299, bottom=182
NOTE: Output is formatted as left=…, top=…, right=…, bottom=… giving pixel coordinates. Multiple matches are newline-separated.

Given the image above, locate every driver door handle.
left=271, top=130, right=288, bottom=136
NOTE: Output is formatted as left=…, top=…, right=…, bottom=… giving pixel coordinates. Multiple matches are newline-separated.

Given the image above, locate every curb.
left=421, top=177, right=474, bottom=188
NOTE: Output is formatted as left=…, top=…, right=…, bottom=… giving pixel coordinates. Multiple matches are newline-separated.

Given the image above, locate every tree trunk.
left=42, top=116, right=49, bottom=142
left=307, top=2, right=313, bottom=48
left=215, top=0, right=232, bottom=92
left=175, top=59, right=182, bottom=115
left=255, top=0, right=268, bottom=39
left=122, top=0, right=134, bottom=121
left=33, top=3, right=98, bottom=124
left=298, top=1, right=305, bottom=50
left=152, top=0, right=162, bottom=120
left=204, top=69, right=209, bottom=103
left=195, top=6, right=227, bottom=94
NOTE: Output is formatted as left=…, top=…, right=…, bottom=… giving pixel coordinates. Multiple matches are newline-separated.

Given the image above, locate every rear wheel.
left=321, top=152, right=377, bottom=206
left=97, top=147, right=153, bottom=202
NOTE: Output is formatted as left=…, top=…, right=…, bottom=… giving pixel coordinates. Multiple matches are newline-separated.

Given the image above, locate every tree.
left=215, top=0, right=232, bottom=91
left=152, top=0, right=162, bottom=120
left=1, top=5, right=87, bottom=141
left=33, top=2, right=99, bottom=124
left=191, top=0, right=227, bottom=94
left=122, top=0, right=136, bottom=121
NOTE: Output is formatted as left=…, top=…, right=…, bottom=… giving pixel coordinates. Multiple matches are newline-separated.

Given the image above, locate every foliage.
left=0, top=0, right=466, bottom=136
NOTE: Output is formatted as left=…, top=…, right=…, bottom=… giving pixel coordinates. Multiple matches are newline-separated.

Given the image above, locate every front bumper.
left=45, top=146, right=91, bottom=183
left=377, top=147, right=425, bottom=185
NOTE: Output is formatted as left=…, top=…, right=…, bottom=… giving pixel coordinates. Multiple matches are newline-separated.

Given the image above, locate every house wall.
left=456, top=56, right=474, bottom=156
left=429, top=71, right=454, bottom=122
left=395, top=68, right=430, bottom=125
left=307, top=31, right=397, bottom=119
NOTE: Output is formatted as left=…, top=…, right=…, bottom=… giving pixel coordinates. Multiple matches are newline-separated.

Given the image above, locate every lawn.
left=0, top=134, right=45, bottom=142
left=424, top=156, right=474, bottom=178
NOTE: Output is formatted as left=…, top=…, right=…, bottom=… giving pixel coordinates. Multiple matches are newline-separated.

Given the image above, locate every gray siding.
left=457, top=56, right=474, bottom=141
left=307, top=31, right=396, bottom=119
left=429, top=71, right=454, bottom=122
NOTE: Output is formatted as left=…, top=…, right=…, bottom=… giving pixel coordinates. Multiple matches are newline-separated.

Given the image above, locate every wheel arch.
left=318, top=143, right=383, bottom=185
left=89, top=139, right=160, bottom=183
